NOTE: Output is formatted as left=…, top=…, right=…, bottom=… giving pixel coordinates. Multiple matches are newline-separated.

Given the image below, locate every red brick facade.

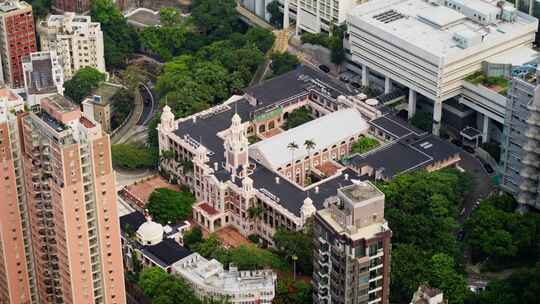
left=1, top=5, right=37, bottom=88
left=53, top=0, right=91, bottom=13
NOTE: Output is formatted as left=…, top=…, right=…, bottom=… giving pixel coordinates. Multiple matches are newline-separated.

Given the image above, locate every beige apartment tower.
left=38, top=12, right=106, bottom=80
left=15, top=94, right=126, bottom=304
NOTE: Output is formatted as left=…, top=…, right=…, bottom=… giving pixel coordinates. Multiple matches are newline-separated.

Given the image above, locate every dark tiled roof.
left=350, top=141, right=432, bottom=178
left=349, top=134, right=460, bottom=179
left=411, top=135, right=461, bottom=163
left=370, top=115, right=425, bottom=139
left=245, top=65, right=353, bottom=108
left=119, top=211, right=146, bottom=233
left=240, top=164, right=363, bottom=216
left=141, top=239, right=192, bottom=267
left=174, top=99, right=255, bottom=165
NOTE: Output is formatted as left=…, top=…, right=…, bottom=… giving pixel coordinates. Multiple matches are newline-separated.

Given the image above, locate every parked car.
left=483, top=163, right=494, bottom=174
left=463, top=145, right=475, bottom=154
left=339, top=71, right=355, bottom=83
left=318, top=65, right=330, bottom=73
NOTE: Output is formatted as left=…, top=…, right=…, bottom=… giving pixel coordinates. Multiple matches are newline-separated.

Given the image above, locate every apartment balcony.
left=522, top=154, right=540, bottom=167
left=318, top=256, right=330, bottom=267
left=526, top=113, right=540, bottom=127
left=520, top=180, right=538, bottom=192
left=523, top=141, right=540, bottom=153
left=520, top=167, right=538, bottom=179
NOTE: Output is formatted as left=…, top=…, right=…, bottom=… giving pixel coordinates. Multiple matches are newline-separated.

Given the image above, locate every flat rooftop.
left=318, top=208, right=388, bottom=240
left=350, top=0, right=538, bottom=62
left=44, top=95, right=78, bottom=113
left=87, top=83, right=121, bottom=105
left=486, top=46, right=540, bottom=66
left=339, top=182, right=384, bottom=204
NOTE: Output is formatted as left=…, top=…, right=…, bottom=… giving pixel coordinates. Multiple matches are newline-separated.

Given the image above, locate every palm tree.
left=287, top=141, right=299, bottom=181
left=304, top=139, right=316, bottom=181
left=248, top=203, right=264, bottom=230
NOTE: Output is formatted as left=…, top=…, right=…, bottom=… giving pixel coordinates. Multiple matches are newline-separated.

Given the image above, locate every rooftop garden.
left=351, top=137, right=381, bottom=154
left=466, top=71, right=509, bottom=96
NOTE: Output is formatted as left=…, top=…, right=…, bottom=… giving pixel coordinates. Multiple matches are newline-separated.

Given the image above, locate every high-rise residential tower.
left=52, top=0, right=91, bottom=14
left=312, top=182, right=392, bottom=304
left=501, top=73, right=540, bottom=210
left=20, top=94, right=126, bottom=304
left=0, top=88, right=37, bottom=304
left=0, top=1, right=38, bottom=88
left=38, top=13, right=106, bottom=80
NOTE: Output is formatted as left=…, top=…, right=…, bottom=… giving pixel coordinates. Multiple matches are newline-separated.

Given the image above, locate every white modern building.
left=245, top=0, right=362, bottom=33
left=22, top=51, right=64, bottom=108
left=348, top=0, right=539, bottom=134
left=38, top=12, right=106, bottom=80
left=172, top=253, right=277, bottom=304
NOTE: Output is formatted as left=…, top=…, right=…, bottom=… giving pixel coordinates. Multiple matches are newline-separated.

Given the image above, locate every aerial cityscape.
left=0, top=0, right=538, bottom=303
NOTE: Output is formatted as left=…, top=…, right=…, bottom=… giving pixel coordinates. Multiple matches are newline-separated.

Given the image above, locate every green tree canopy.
left=284, top=107, right=313, bottom=130
left=183, top=227, right=203, bottom=250
left=91, top=0, right=139, bottom=68
left=266, top=1, right=283, bottom=28
left=147, top=188, right=195, bottom=225
left=63, top=67, right=106, bottom=103
left=110, top=88, right=134, bottom=130
left=469, top=263, right=540, bottom=304
left=273, top=228, right=313, bottom=275
left=191, top=0, right=240, bottom=41
left=379, top=169, right=471, bottom=303
left=410, top=111, right=433, bottom=132
left=111, top=144, right=157, bottom=170
left=139, top=8, right=187, bottom=61
left=270, top=52, right=300, bottom=76
left=28, top=0, right=51, bottom=19
left=245, top=27, right=275, bottom=53
left=464, top=194, right=540, bottom=268
left=139, top=267, right=202, bottom=304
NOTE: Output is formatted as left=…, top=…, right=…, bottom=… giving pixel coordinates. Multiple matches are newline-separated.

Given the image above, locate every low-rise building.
left=157, top=66, right=460, bottom=243
left=119, top=211, right=192, bottom=272
left=410, top=285, right=447, bottom=304
left=81, top=82, right=123, bottom=133
left=22, top=51, right=64, bottom=108
left=172, top=253, right=277, bottom=304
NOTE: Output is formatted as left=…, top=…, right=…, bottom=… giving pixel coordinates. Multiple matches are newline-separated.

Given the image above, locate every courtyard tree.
left=63, top=67, right=106, bottom=103
left=147, top=188, right=196, bottom=225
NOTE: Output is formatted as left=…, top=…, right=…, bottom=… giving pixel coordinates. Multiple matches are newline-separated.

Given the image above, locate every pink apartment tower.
left=1, top=92, right=126, bottom=304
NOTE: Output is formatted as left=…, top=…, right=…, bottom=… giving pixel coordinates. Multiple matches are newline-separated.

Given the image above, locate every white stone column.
left=284, top=0, right=290, bottom=29
left=433, top=100, right=443, bottom=136
left=408, top=89, right=417, bottom=119
left=384, top=77, right=392, bottom=94
left=362, top=64, right=369, bottom=86
left=482, top=114, right=490, bottom=144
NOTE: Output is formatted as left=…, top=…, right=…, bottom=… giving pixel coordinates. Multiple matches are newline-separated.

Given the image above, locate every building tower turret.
left=224, top=113, right=249, bottom=176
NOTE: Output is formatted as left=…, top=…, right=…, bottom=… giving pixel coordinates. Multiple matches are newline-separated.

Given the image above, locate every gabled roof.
left=249, top=108, right=369, bottom=169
